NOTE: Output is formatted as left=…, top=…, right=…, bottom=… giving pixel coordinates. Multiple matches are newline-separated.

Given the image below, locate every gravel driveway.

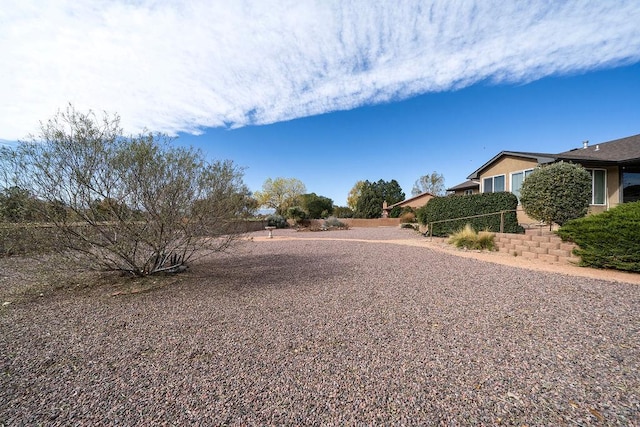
left=1, top=227, right=638, bottom=425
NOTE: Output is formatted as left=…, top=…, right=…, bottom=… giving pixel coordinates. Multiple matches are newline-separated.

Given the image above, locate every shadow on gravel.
left=186, top=252, right=348, bottom=291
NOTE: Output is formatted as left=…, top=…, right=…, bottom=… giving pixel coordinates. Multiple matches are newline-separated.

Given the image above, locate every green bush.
left=520, top=162, right=591, bottom=227
left=416, top=192, right=520, bottom=236
left=286, top=206, right=307, bottom=225
left=266, top=214, right=288, bottom=229
left=557, top=201, right=640, bottom=271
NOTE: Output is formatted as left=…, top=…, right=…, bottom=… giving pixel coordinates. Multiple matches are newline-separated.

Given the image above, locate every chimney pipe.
left=582, top=140, right=589, bottom=149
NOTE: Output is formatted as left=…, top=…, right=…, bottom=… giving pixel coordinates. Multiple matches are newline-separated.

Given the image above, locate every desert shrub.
left=417, top=192, right=519, bottom=236
left=399, top=222, right=418, bottom=230
left=448, top=224, right=496, bottom=250
left=266, top=214, right=288, bottom=229
left=0, top=224, right=60, bottom=256
left=324, top=217, right=347, bottom=229
left=557, top=201, right=640, bottom=271
left=400, top=211, right=416, bottom=223
left=476, top=230, right=496, bottom=251
left=1, top=106, right=253, bottom=276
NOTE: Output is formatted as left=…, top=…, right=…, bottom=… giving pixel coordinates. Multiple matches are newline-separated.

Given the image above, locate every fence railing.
left=427, top=209, right=517, bottom=238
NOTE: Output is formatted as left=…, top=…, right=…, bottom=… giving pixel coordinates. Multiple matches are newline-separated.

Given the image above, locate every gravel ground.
left=1, top=227, right=639, bottom=425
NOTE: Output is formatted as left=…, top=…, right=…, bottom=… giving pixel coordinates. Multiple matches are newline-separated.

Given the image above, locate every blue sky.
left=180, top=63, right=640, bottom=205
left=2, top=1, right=640, bottom=206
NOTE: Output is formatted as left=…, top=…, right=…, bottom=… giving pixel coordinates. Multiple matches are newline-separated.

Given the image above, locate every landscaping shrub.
left=324, top=217, right=348, bottom=229
left=399, top=222, right=418, bottom=230
left=0, top=224, right=59, bottom=256
left=448, top=224, right=496, bottom=250
left=266, top=214, right=288, bottom=229
left=399, top=211, right=416, bottom=223
left=286, top=206, right=307, bottom=225
left=557, top=201, right=640, bottom=271
left=520, top=161, right=591, bottom=228
left=417, top=192, right=520, bottom=236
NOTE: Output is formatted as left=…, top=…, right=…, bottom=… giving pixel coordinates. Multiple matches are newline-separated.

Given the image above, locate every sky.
left=1, top=1, right=640, bottom=206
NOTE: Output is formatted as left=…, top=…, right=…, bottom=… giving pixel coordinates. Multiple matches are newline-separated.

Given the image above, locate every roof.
left=388, top=191, right=434, bottom=209
left=556, top=134, right=640, bottom=164
left=467, top=151, right=556, bottom=180
left=446, top=180, right=479, bottom=192
left=466, top=133, right=640, bottom=180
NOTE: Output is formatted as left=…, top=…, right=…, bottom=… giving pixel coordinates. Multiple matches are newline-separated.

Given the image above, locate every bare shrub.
left=0, top=106, right=255, bottom=276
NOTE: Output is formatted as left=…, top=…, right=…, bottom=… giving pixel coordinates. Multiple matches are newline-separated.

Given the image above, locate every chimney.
left=582, top=140, right=589, bottom=149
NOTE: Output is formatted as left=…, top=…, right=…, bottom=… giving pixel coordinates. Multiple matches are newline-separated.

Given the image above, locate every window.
left=510, top=169, right=534, bottom=201
left=588, top=169, right=606, bottom=205
left=622, top=170, right=640, bottom=203
left=483, top=175, right=505, bottom=193
left=464, top=189, right=474, bottom=195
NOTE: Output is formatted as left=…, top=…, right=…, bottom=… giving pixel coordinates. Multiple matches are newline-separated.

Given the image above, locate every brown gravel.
left=1, top=227, right=639, bottom=425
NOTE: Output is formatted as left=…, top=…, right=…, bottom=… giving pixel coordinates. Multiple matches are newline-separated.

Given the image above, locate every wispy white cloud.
left=1, top=0, right=639, bottom=140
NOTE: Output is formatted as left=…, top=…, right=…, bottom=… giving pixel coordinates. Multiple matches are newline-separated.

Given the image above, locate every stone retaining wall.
left=494, top=229, right=580, bottom=265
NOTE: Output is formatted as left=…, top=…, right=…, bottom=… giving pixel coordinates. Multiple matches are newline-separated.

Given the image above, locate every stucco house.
left=446, top=180, right=479, bottom=196
left=381, top=191, right=434, bottom=217
left=453, top=133, right=640, bottom=224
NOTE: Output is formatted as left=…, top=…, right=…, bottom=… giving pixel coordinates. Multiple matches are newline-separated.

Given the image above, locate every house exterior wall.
left=478, top=156, right=539, bottom=192
left=395, top=193, right=434, bottom=209
left=607, top=166, right=620, bottom=208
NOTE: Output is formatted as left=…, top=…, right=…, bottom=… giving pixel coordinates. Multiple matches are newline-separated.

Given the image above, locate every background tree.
left=0, top=186, right=41, bottom=222
left=412, top=171, right=446, bottom=196
left=520, top=161, right=591, bottom=229
left=0, top=105, right=253, bottom=276
left=354, top=179, right=405, bottom=218
left=299, top=193, right=334, bottom=219
left=347, top=180, right=365, bottom=211
left=254, top=177, right=306, bottom=216
left=286, top=206, right=307, bottom=225
left=333, top=206, right=354, bottom=218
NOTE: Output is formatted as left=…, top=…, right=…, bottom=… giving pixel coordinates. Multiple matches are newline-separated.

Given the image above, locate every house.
left=446, top=180, right=479, bottom=196
left=453, top=133, right=640, bottom=225
left=381, top=191, right=434, bottom=217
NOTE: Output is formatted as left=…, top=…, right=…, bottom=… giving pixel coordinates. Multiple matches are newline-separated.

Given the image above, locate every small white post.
left=265, top=226, right=275, bottom=238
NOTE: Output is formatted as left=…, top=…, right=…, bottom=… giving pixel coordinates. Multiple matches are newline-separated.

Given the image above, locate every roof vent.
left=595, top=145, right=600, bottom=151
left=582, top=140, right=589, bottom=149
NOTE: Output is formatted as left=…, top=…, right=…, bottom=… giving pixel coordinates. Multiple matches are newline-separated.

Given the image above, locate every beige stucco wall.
left=396, top=193, right=434, bottom=209
left=479, top=156, right=539, bottom=192
left=606, top=166, right=620, bottom=208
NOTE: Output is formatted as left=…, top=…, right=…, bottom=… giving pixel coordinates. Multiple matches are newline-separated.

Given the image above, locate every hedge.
left=416, top=192, right=520, bottom=236
left=557, top=201, right=640, bottom=272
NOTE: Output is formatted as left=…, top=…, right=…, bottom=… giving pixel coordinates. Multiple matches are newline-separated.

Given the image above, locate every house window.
left=483, top=175, right=505, bottom=193
left=588, top=169, right=606, bottom=205
left=464, top=189, right=474, bottom=195
left=622, top=170, right=640, bottom=203
left=510, top=169, right=534, bottom=201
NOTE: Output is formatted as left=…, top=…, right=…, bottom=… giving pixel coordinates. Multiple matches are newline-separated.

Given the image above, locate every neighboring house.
left=381, top=191, right=434, bottom=217
left=446, top=180, right=479, bottom=196
left=457, top=133, right=640, bottom=224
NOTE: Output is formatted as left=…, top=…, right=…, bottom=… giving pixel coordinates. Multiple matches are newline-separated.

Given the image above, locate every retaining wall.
left=494, top=228, right=580, bottom=265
